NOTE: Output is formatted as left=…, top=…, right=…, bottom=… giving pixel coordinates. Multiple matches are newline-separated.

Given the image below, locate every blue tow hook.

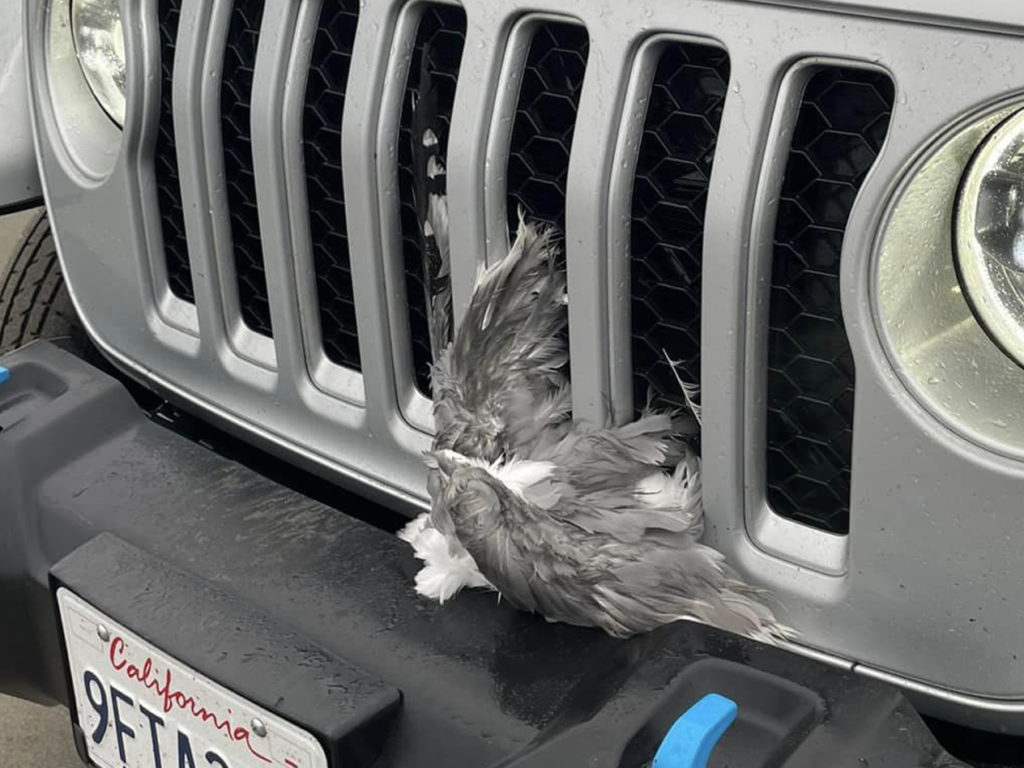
left=652, top=693, right=738, bottom=768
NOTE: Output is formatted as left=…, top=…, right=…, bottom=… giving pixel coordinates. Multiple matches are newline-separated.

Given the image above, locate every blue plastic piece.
left=652, top=693, right=738, bottom=768
left=0, top=366, right=9, bottom=385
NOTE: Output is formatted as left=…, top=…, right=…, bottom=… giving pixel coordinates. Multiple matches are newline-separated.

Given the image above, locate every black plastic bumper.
left=0, top=341, right=967, bottom=767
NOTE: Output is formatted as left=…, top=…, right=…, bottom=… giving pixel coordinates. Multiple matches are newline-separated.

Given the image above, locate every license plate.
left=57, top=588, right=329, bottom=768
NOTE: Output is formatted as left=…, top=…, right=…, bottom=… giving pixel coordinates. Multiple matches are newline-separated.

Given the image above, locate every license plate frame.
left=57, top=587, right=329, bottom=768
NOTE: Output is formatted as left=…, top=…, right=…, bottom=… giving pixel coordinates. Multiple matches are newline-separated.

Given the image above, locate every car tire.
left=0, top=210, right=94, bottom=359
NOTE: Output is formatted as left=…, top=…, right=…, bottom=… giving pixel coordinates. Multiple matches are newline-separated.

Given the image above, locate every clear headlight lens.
left=70, top=0, right=126, bottom=127
left=955, top=109, right=1024, bottom=364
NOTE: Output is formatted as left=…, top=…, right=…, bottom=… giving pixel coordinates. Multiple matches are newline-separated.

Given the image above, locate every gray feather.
left=416, top=213, right=791, bottom=643
left=431, top=216, right=571, bottom=462
left=405, top=77, right=788, bottom=641
left=431, top=453, right=791, bottom=642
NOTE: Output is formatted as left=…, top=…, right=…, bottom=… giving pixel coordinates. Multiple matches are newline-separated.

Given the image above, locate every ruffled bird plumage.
left=400, top=57, right=789, bottom=644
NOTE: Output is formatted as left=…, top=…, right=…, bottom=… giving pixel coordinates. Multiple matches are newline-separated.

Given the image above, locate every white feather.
left=398, top=513, right=491, bottom=603
left=662, top=349, right=702, bottom=426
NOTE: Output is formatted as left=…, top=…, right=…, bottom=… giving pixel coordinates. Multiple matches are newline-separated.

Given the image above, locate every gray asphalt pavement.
left=0, top=205, right=83, bottom=766
left=0, top=693, right=81, bottom=767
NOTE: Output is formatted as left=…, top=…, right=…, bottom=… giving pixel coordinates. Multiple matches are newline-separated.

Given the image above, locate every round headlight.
left=70, top=0, right=126, bottom=127
left=955, top=109, right=1024, bottom=365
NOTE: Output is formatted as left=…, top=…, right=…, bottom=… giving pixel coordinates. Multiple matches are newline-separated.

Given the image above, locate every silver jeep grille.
left=149, top=0, right=891, bottom=560
left=34, top=0, right=1024, bottom=719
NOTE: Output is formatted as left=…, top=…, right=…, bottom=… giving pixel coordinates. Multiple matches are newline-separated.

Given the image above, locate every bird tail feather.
left=662, top=349, right=702, bottom=427
left=675, top=544, right=795, bottom=644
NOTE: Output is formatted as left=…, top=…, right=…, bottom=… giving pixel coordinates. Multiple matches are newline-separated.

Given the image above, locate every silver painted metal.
left=251, top=0, right=312, bottom=419
left=203, top=0, right=277, bottom=371
left=0, top=1, right=41, bottom=209
left=371, top=0, right=436, bottom=435
left=134, top=0, right=199, bottom=338
left=445, top=2, right=501, bottom=325
left=25, top=0, right=1024, bottom=730
left=564, top=17, right=626, bottom=427
left=606, top=34, right=669, bottom=427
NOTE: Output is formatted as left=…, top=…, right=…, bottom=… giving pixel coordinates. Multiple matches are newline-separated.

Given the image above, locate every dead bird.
left=428, top=448, right=786, bottom=642
left=397, top=56, right=788, bottom=642
left=421, top=221, right=789, bottom=642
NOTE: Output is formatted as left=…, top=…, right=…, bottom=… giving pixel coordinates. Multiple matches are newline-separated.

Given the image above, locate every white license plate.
left=57, top=588, right=329, bottom=768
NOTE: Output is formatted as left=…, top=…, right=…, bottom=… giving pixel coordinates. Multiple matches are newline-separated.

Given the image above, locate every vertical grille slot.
left=221, top=0, right=272, bottom=337
left=630, top=43, right=729, bottom=416
left=304, top=0, right=361, bottom=370
left=156, top=0, right=192, bottom=303
left=766, top=67, right=894, bottom=534
left=506, top=21, right=589, bottom=237
left=397, top=4, right=467, bottom=395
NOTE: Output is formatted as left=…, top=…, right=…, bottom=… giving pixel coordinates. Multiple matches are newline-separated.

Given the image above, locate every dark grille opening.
left=397, top=4, right=467, bottom=395
left=156, top=0, right=192, bottom=303
left=304, top=0, right=361, bottom=370
left=506, top=22, right=589, bottom=237
left=221, top=0, right=272, bottom=337
left=630, top=43, right=730, bottom=417
left=766, top=67, right=894, bottom=534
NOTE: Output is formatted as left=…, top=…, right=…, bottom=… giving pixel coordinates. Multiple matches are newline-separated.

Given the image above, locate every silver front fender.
left=0, top=1, right=40, bottom=211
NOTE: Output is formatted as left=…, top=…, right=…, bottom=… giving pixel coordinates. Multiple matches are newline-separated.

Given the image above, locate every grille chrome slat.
left=562, top=24, right=632, bottom=426
left=195, top=0, right=276, bottom=370
left=345, top=0, right=437, bottom=438
left=248, top=0, right=309, bottom=396
left=443, top=16, right=503, bottom=330
left=605, top=38, right=664, bottom=426
left=170, top=0, right=239, bottom=364
left=700, top=50, right=792, bottom=567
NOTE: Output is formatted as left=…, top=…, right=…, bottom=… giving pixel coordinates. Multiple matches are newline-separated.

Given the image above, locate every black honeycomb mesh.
left=156, top=0, right=192, bottom=303
left=766, top=68, right=894, bottom=534
left=397, top=5, right=466, bottom=395
left=630, top=43, right=729, bottom=417
left=304, top=0, right=361, bottom=370
left=221, top=0, right=272, bottom=336
left=506, top=22, right=589, bottom=237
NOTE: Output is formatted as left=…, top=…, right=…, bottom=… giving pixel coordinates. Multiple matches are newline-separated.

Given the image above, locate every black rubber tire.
left=0, top=211, right=93, bottom=358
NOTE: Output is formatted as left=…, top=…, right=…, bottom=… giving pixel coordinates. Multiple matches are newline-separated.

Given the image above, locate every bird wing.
left=431, top=219, right=571, bottom=460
